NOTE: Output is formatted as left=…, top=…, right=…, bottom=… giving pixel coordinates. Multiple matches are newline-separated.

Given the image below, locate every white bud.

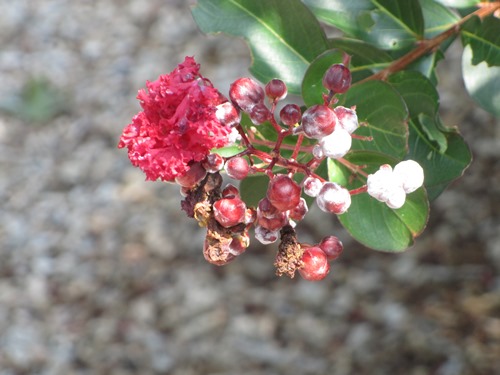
left=226, top=127, right=241, bottom=145
left=254, top=225, right=279, bottom=244
left=312, top=144, right=324, bottom=159
left=393, top=160, right=424, bottom=193
left=216, top=102, right=241, bottom=127
left=386, top=187, right=406, bottom=209
left=303, top=176, right=323, bottom=197
left=334, top=106, right=359, bottom=134
left=367, top=164, right=402, bottom=203
left=319, top=128, right=352, bottom=159
left=316, top=182, right=351, bottom=214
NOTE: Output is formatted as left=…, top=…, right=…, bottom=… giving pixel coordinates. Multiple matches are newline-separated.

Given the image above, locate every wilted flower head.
left=118, top=57, right=235, bottom=182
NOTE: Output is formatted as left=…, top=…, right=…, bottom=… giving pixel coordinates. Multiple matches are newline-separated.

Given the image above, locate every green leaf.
left=371, top=0, right=424, bottom=37
left=302, top=0, right=373, bottom=36
left=386, top=71, right=471, bottom=199
left=212, top=145, right=244, bottom=157
left=191, top=0, right=329, bottom=94
left=386, top=71, right=442, bottom=140
left=304, top=0, right=424, bottom=50
left=433, top=0, right=481, bottom=9
left=407, top=121, right=471, bottom=200
left=462, top=45, right=500, bottom=117
left=421, top=0, right=460, bottom=39
left=239, top=174, right=269, bottom=207
left=337, top=80, right=409, bottom=159
left=387, top=71, right=438, bottom=115
left=418, top=114, right=447, bottom=153
left=462, top=15, right=500, bottom=66
left=332, top=152, right=429, bottom=251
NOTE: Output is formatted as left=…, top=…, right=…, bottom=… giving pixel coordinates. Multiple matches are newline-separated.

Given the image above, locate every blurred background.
left=1, top=1, right=499, bottom=374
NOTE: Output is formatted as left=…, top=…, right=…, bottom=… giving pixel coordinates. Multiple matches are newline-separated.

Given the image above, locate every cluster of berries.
left=119, top=57, right=424, bottom=281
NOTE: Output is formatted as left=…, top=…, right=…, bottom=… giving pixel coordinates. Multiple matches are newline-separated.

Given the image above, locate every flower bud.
left=319, top=236, right=343, bottom=260
left=319, top=128, right=352, bottom=159
left=367, top=164, right=411, bottom=209
left=229, top=77, right=265, bottom=112
left=265, top=79, right=287, bottom=101
left=322, top=64, right=351, bottom=93
left=213, top=196, right=247, bottom=228
left=301, top=104, right=337, bottom=139
left=216, top=102, right=241, bottom=128
left=254, top=225, right=279, bottom=244
left=249, top=102, right=272, bottom=125
left=298, top=247, right=330, bottom=281
left=334, top=106, right=359, bottom=134
left=316, top=182, right=351, bottom=214
left=203, top=153, right=225, bottom=173
left=225, top=156, right=250, bottom=180
left=280, top=104, right=302, bottom=126
left=393, top=160, right=424, bottom=194
left=175, top=162, right=207, bottom=188
left=303, top=176, right=323, bottom=197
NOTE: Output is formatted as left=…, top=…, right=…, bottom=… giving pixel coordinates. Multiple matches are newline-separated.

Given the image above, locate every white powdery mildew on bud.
left=303, top=176, right=323, bottom=197
left=393, top=160, right=424, bottom=194
left=385, top=186, right=406, bottom=209
left=319, top=128, right=352, bottom=159
left=312, top=144, right=324, bottom=159
left=254, top=225, right=279, bottom=244
left=316, top=182, right=351, bottom=214
left=216, top=102, right=241, bottom=128
left=334, top=106, right=359, bottom=134
left=367, top=164, right=397, bottom=202
left=226, top=127, right=241, bottom=145
left=367, top=161, right=424, bottom=209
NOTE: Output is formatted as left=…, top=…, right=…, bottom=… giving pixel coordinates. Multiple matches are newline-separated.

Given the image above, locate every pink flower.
left=118, top=57, right=234, bottom=182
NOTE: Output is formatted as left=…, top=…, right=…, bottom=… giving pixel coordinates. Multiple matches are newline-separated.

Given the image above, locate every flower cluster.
left=118, top=57, right=425, bottom=281
left=118, top=57, right=235, bottom=182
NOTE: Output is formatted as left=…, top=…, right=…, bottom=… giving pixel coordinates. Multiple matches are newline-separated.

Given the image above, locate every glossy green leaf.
left=418, top=114, right=447, bottom=153
left=386, top=71, right=472, bottom=200
left=461, top=15, right=500, bottom=66
left=191, top=0, right=329, bottom=94
left=407, top=121, right=471, bottom=200
left=337, top=80, right=409, bottom=159
left=371, top=0, right=424, bottom=37
left=462, top=45, right=500, bottom=117
left=239, top=174, right=269, bottom=207
left=434, top=0, right=481, bottom=9
left=387, top=71, right=438, bottom=118
left=421, top=0, right=460, bottom=39
left=303, top=0, right=423, bottom=50
left=302, top=0, right=373, bottom=36
left=331, top=152, right=429, bottom=251
left=213, top=145, right=245, bottom=157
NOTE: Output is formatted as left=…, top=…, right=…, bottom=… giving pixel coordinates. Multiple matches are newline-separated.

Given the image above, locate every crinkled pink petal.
left=118, top=56, right=233, bottom=182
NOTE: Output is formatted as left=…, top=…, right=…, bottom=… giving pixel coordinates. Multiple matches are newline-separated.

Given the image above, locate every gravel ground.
left=1, top=1, right=499, bottom=375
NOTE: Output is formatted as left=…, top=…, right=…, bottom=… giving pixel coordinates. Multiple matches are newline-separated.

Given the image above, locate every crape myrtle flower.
left=118, top=56, right=235, bottom=182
